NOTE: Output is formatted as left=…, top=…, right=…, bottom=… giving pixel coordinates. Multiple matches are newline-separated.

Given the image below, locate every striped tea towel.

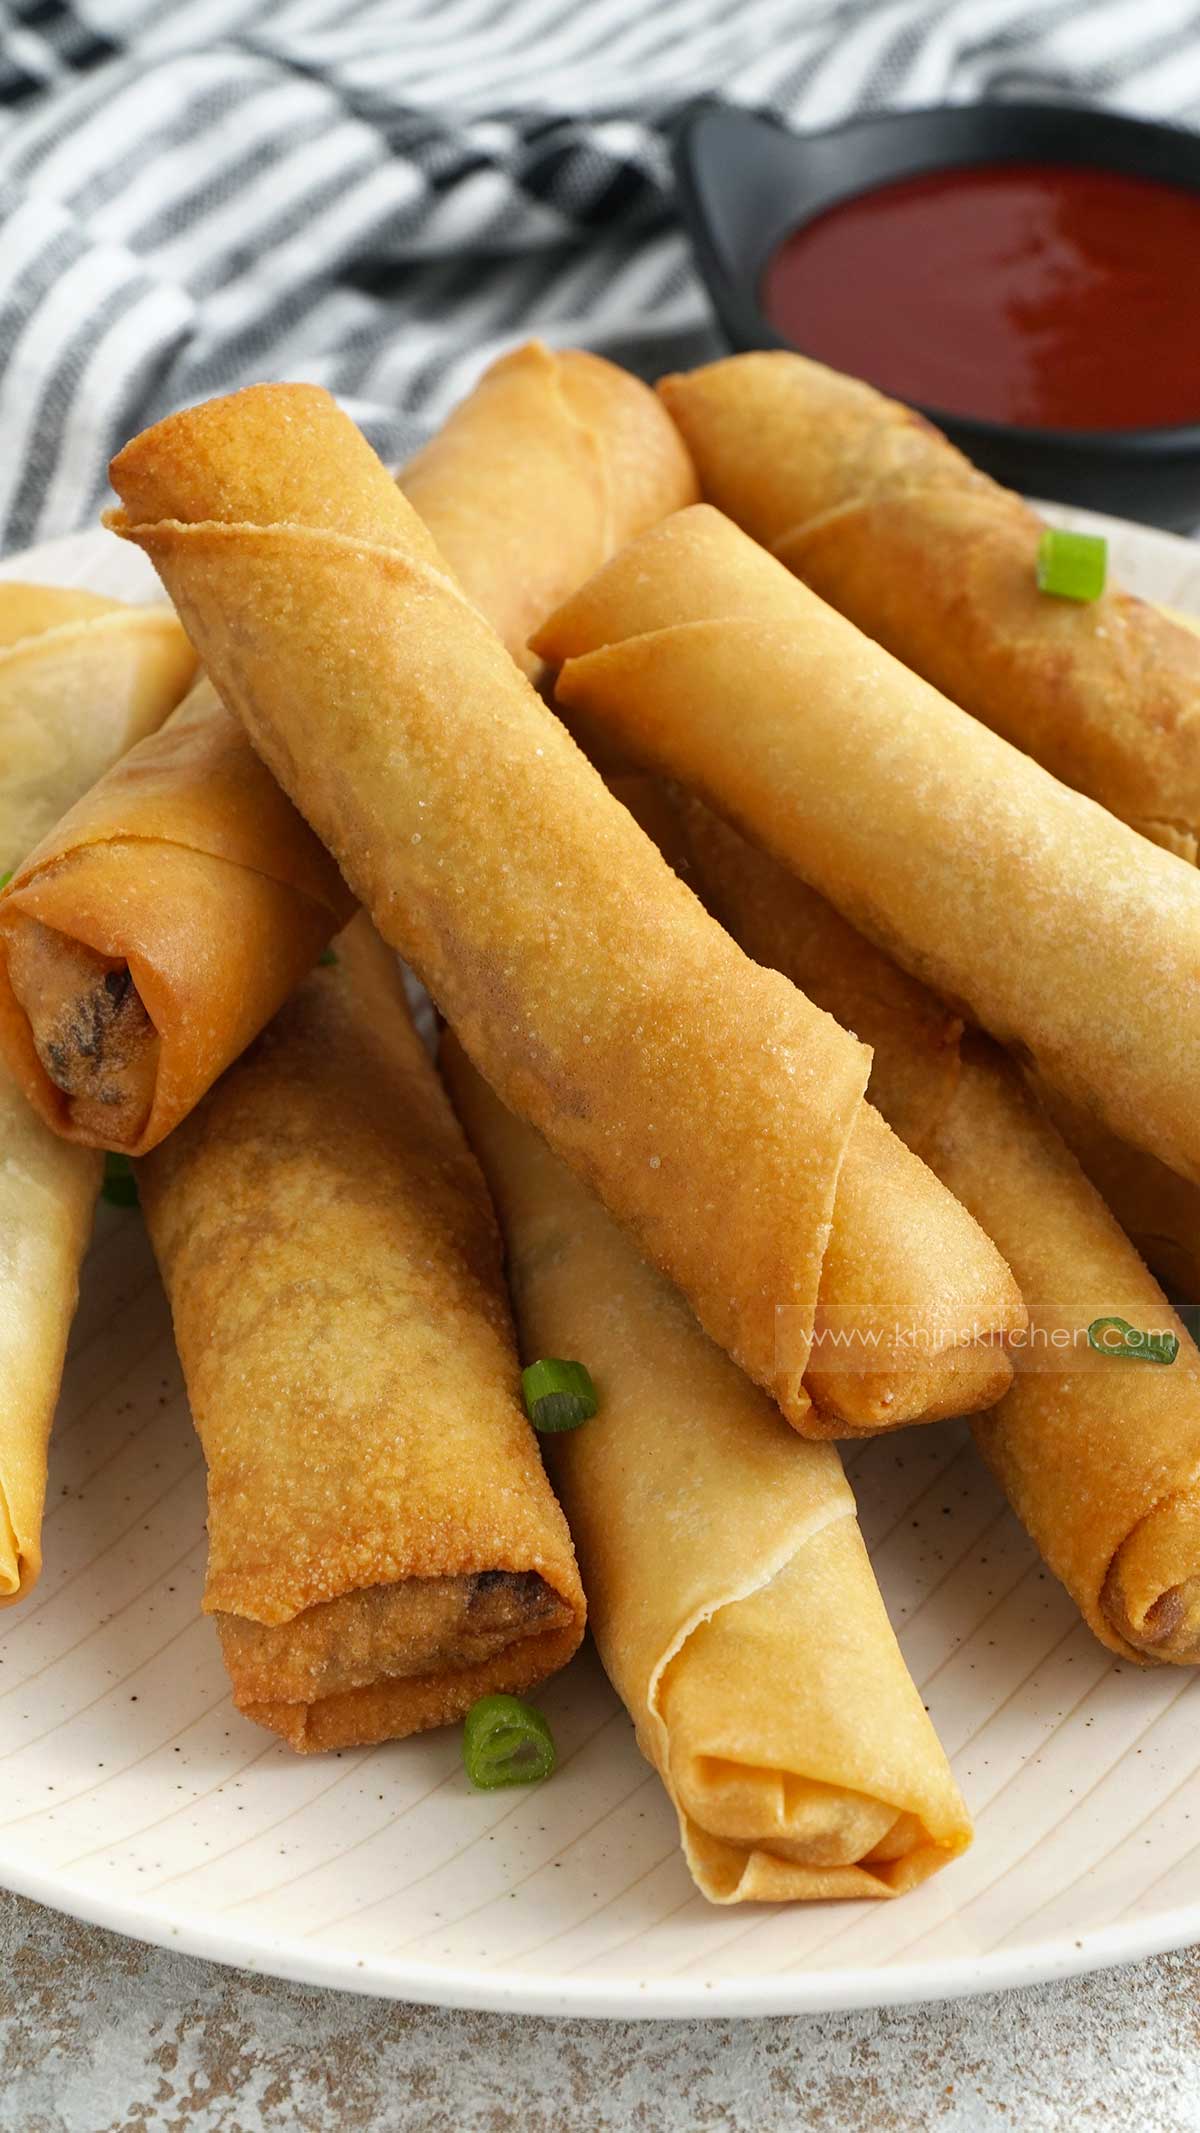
left=1, top=0, right=1200, bottom=554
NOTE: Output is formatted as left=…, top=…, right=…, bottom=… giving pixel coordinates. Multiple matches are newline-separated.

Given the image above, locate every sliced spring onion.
left=1087, top=1314, right=1178, bottom=1365
left=317, top=946, right=339, bottom=967
left=521, top=1357, right=598, bottom=1433
left=102, top=1151, right=139, bottom=1209
left=1036, top=527, right=1107, bottom=603
left=462, top=1692, right=556, bottom=1789
left=0, top=871, right=11, bottom=890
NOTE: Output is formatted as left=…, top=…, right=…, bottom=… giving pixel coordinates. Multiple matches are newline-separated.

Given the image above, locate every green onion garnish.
left=462, top=1692, right=556, bottom=1790
left=101, top=1151, right=138, bottom=1208
left=521, top=1357, right=597, bottom=1433
left=1036, top=527, right=1107, bottom=603
left=1087, top=1314, right=1178, bottom=1365
left=0, top=871, right=12, bottom=890
left=317, top=946, right=339, bottom=967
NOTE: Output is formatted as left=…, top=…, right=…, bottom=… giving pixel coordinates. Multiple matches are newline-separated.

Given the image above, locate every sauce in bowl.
left=761, top=161, right=1200, bottom=432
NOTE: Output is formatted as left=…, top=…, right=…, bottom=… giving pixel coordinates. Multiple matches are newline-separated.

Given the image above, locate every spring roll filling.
left=215, top=1568, right=572, bottom=1707
left=5, top=917, right=158, bottom=1142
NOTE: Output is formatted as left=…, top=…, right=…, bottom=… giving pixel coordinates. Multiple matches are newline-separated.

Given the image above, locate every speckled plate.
left=2, top=507, right=1199, bottom=2020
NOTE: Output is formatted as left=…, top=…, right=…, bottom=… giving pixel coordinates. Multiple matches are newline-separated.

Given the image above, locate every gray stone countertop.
left=2, top=1889, right=1197, bottom=2132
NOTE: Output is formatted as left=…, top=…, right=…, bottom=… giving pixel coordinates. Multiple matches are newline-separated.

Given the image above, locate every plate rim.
left=8, top=1845, right=1200, bottom=2019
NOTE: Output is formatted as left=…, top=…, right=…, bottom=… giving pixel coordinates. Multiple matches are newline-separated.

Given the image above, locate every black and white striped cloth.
left=2, top=0, right=1200, bottom=556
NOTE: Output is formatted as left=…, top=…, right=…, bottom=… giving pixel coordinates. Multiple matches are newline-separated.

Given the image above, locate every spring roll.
left=0, top=584, right=192, bottom=1600
left=0, top=1068, right=100, bottom=1603
left=107, top=383, right=1023, bottom=1436
left=672, top=793, right=1200, bottom=1665
left=1033, top=603, right=1200, bottom=1296
left=539, top=504, right=1200, bottom=1189
left=658, top=352, right=1200, bottom=862
left=0, top=582, right=195, bottom=876
left=445, top=1039, right=971, bottom=1900
left=0, top=677, right=355, bottom=1152
left=137, top=916, right=584, bottom=1750
left=402, top=340, right=698, bottom=670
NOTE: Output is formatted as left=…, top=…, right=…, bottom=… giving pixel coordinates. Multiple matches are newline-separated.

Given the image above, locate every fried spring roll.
left=673, top=794, right=1200, bottom=1664
left=445, top=1040, right=972, bottom=1900
left=0, top=582, right=195, bottom=875
left=0, top=351, right=691, bottom=1157
left=0, top=583, right=192, bottom=1599
left=658, top=352, right=1200, bottom=862
left=402, top=341, right=698, bottom=670
left=0, top=1067, right=100, bottom=1602
left=0, top=677, right=355, bottom=1152
left=1030, top=606, right=1200, bottom=1295
left=108, top=383, right=1023, bottom=1436
left=138, top=917, right=584, bottom=1749
left=539, top=505, right=1200, bottom=1188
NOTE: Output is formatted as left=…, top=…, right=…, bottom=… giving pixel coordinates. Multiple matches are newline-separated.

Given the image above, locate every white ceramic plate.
left=2, top=507, right=1199, bottom=2021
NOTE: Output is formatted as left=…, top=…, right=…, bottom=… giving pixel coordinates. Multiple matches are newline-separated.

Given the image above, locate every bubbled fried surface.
left=659, top=351, right=1200, bottom=864
left=138, top=917, right=583, bottom=1746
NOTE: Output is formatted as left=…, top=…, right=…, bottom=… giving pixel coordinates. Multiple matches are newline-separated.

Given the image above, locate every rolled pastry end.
left=222, top=1570, right=581, bottom=1753
left=679, top=1805, right=964, bottom=1905
left=216, top=1569, right=575, bottom=1706
left=0, top=1491, right=31, bottom=1605
left=1103, top=1493, right=1200, bottom=1662
left=650, top=1519, right=972, bottom=1901
left=804, top=1103, right=1023, bottom=1433
left=4, top=916, right=159, bottom=1149
left=674, top=1754, right=912, bottom=1868
left=661, top=1695, right=971, bottom=1902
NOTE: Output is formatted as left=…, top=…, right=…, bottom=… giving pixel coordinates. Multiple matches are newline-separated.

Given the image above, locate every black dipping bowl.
left=674, top=98, right=1200, bottom=529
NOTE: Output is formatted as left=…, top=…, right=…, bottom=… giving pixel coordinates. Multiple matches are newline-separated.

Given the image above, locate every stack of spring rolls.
left=103, top=380, right=1023, bottom=1443
left=648, top=792, right=1200, bottom=1665
left=659, top=352, right=1200, bottom=1291
left=89, top=350, right=1005, bottom=1895
left=8, top=328, right=1200, bottom=1910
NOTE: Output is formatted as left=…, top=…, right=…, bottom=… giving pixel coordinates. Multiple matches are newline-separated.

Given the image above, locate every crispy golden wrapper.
left=403, top=340, right=698, bottom=670
left=1032, top=1082, right=1200, bottom=1303
left=0, top=1065, right=99, bottom=1602
left=0, top=581, right=194, bottom=877
left=657, top=362, right=1200, bottom=1296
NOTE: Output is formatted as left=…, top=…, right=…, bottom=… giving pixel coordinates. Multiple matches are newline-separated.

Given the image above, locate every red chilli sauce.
left=761, top=161, right=1200, bottom=432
